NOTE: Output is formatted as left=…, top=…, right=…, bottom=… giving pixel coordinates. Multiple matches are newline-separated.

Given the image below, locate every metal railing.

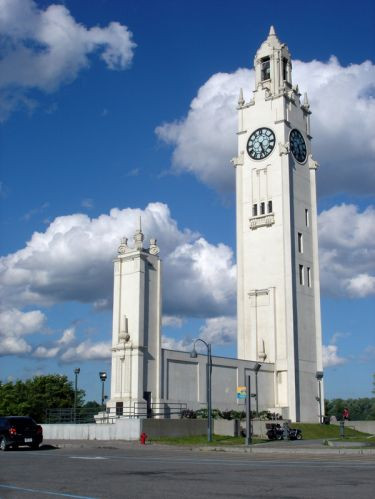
left=45, top=402, right=188, bottom=424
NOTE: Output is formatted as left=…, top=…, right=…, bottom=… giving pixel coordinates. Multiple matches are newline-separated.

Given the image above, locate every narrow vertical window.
left=261, top=57, right=270, bottom=81
left=268, top=200, right=273, bottom=213
left=305, top=209, right=309, bottom=227
left=299, top=265, right=304, bottom=285
left=260, top=202, right=265, bottom=215
left=282, top=57, right=288, bottom=81
left=298, top=232, right=303, bottom=253
left=307, top=267, right=311, bottom=287
left=252, top=204, right=258, bottom=217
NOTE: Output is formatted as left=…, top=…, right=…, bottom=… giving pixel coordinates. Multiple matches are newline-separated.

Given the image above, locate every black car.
left=0, top=416, right=43, bottom=451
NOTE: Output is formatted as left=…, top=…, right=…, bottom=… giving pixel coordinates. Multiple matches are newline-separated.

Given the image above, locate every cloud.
left=21, top=202, right=49, bottom=221
left=162, top=316, right=184, bottom=328
left=162, top=335, right=192, bottom=352
left=199, top=316, right=236, bottom=345
left=32, top=345, right=59, bottom=358
left=0, top=0, right=136, bottom=120
left=0, top=203, right=235, bottom=320
left=318, top=204, right=375, bottom=298
left=0, top=308, right=46, bottom=356
left=156, top=58, right=375, bottom=197
left=0, top=336, right=32, bottom=355
left=0, top=308, right=46, bottom=336
left=322, top=344, right=347, bottom=368
left=164, top=238, right=236, bottom=317
left=57, top=327, right=76, bottom=345
left=60, top=340, right=111, bottom=362
left=162, top=316, right=236, bottom=353
left=81, top=198, right=94, bottom=210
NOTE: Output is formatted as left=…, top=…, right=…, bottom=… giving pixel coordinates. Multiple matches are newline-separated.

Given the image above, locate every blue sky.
left=0, top=0, right=374, bottom=403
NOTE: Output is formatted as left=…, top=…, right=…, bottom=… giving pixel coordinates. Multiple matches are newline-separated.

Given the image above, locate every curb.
left=44, top=440, right=375, bottom=456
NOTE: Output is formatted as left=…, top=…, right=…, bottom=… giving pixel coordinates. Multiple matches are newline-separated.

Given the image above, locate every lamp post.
left=253, top=362, right=261, bottom=418
left=99, top=371, right=107, bottom=408
left=74, top=368, right=80, bottom=423
left=316, top=371, right=324, bottom=423
left=191, top=339, right=212, bottom=442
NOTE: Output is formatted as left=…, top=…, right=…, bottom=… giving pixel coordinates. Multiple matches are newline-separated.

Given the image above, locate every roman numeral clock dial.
left=247, top=127, right=275, bottom=160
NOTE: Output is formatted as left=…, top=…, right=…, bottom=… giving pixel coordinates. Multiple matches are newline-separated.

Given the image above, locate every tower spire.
left=269, top=25, right=276, bottom=36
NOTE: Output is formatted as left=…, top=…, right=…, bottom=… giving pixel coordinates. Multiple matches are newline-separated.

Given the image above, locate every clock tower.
left=232, top=27, right=323, bottom=421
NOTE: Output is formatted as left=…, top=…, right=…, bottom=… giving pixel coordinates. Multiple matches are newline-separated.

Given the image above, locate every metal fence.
left=45, top=402, right=188, bottom=424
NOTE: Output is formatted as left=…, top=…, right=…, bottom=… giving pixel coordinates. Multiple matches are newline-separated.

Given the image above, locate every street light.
left=190, top=339, right=212, bottom=442
left=253, top=363, right=261, bottom=418
left=316, top=371, right=324, bottom=423
left=99, top=371, right=107, bottom=408
left=74, top=368, right=80, bottom=423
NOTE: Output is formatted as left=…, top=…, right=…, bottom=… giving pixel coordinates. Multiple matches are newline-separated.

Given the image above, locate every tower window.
left=282, top=57, right=288, bottom=81
left=252, top=204, right=258, bottom=217
left=261, top=57, right=270, bottom=81
left=260, top=202, right=265, bottom=215
left=298, top=232, right=303, bottom=253
left=299, top=265, right=304, bottom=285
left=268, top=200, right=273, bottom=213
left=305, top=209, right=309, bottom=227
left=307, top=267, right=312, bottom=287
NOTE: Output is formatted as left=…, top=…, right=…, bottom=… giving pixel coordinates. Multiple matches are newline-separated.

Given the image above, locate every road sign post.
left=246, top=375, right=252, bottom=446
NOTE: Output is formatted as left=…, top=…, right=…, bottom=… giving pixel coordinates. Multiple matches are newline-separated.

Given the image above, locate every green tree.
left=0, top=375, right=85, bottom=423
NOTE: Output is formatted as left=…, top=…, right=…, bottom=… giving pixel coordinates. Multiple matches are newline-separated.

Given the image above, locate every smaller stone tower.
left=106, top=222, right=162, bottom=416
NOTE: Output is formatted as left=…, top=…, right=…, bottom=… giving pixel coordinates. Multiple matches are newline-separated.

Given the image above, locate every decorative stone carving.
left=149, top=238, right=160, bottom=255
left=308, top=154, right=319, bottom=170
left=230, top=151, right=244, bottom=168
left=249, top=214, right=275, bottom=230
left=118, top=237, right=128, bottom=255
left=278, top=141, right=289, bottom=156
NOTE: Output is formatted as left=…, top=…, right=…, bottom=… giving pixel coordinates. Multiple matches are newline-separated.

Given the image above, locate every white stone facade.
left=107, top=28, right=324, bottom=422
left=234, top=27, right=323, bottom=421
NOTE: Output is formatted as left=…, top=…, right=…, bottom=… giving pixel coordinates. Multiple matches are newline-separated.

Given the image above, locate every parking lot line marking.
left=0, top=484, right=97, bottom=499
left=69, top=456, right=108, bottom=460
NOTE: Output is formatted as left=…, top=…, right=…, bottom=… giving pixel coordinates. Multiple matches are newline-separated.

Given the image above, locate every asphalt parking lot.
left=0, top=443, right=374, bottom=498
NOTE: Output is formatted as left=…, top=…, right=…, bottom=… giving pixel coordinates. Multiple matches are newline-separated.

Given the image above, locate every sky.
left=0, top=0, right=374, bottom=404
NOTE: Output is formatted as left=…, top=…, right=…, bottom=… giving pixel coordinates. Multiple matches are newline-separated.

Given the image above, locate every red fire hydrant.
left=140, top=432, right=148, bottom=445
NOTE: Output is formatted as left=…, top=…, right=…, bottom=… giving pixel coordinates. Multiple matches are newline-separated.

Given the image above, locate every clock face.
left=247, top=128, right=275, bottom=160
left=290, top=129, right=307, bottom=163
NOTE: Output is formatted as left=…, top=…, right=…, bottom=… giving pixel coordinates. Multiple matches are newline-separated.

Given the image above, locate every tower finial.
left=238, top=88, right=245, bottom=107
left=269, top=25, right=276, bottom=36
left=134, top=215, right=144, bottom=250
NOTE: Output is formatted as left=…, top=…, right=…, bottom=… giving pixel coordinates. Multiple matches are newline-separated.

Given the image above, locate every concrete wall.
left=42, top=419, right=142, bottom=441
left=42, top=418, right=207, bottom=441
left=142, top=419, right=206, bottom=438
left=161, top=349, right=275, bottom=413
left=334, top=421, right=375, bottom=435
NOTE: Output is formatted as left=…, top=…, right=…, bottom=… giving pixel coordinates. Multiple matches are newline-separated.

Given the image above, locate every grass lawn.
left=290, top=423, right=371, bottom=440
left=149, top=423, right=373, bottom=446
left=149, top=434, right=267, bottom=446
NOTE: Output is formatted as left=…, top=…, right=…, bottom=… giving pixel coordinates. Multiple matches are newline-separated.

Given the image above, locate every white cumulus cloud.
left=318, top=204, right=375, bottom=298
left=156, top=58, right=375, bottom=197
left=322, top=344, right=347, bottom=368
left=0, top=203, right=236, bottom=319
left=0, top=0, right=136, bottom=119
left=0, top=308, right=46, bottom=337
left=61, top=340, right=111, bottom=362
left=57, top=327, right=76, bottom=345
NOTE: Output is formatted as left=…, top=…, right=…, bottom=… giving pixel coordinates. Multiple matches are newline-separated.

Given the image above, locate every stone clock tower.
left=106, top=223, right=162, bottom=417
left=232, top=27, right=323, bottom=421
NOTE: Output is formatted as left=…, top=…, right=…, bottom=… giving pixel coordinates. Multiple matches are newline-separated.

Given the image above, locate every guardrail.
left=46, top=402, right=188, bottom=424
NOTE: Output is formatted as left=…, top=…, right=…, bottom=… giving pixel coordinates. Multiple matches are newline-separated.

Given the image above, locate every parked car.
left=0, top=416, right=43, bottom=451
